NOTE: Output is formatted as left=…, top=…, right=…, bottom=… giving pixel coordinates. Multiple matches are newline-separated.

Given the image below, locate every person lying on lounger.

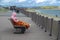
left=11, top=11, right=30, bottom=29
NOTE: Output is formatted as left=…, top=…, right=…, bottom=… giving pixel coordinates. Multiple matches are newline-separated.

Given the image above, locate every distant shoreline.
left=33, top=8, right=60, bottom=10
left=40, top=9, right=60, bottom=10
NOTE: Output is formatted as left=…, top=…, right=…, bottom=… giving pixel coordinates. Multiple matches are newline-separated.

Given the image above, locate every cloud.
left=56, top=0, right=60, bottom=3
left=34, top=0, right=60, bottom=5
left=50, top=0, right=56, bottom=4
left=0, top=0, right=60, bottom=7
left=1, top=0, right=11, bottom=2
left=18, top=0, right=26, bottom=2
left=49, top=0, right=60, bottom=5
left=58, top=1, right=60, bottom=3
left=35, top=0, right=46, bottom=3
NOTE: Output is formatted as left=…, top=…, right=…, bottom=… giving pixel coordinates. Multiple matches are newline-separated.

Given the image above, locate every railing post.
left=34, top=13, right=37, bottom=23
left=38, top=15, right=41, bottom=27
left=41, top=16, right=44, bottom=29
left=36, top=14, right=39, bottom=25
left=37, top=15, right=40, bottom=26
left=56, top=21, right=60, bottom=40
left=40, top=15, right=42, bottom=27
left=32, top=13, right=36, bottom=22
left=49, top=18, right=53, bottom=36
left=45, top=17, right=48, bottom=32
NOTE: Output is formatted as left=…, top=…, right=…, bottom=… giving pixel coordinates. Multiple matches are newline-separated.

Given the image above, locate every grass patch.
left=0, top=8, right=9, bottom=12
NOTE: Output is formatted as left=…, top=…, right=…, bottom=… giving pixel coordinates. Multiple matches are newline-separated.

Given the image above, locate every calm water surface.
left=36, top=9, right=60, bottom=17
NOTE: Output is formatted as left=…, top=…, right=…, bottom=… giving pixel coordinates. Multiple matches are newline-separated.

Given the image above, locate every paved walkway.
left=0, top=11, right=55, bottom=40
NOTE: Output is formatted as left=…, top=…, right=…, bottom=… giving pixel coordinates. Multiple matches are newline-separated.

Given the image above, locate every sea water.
left=36, top=9, right=60, bottom=17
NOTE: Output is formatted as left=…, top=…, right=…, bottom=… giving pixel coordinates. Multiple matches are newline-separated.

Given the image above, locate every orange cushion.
left=13, top=21, right=30, bottom=29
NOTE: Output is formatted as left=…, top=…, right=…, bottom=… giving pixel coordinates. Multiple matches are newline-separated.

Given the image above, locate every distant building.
left=10, top=6, right=16, bottom=10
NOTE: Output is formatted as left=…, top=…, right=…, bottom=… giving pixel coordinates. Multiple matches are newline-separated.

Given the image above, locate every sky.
left=0, top=0, right=60, bottom=7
